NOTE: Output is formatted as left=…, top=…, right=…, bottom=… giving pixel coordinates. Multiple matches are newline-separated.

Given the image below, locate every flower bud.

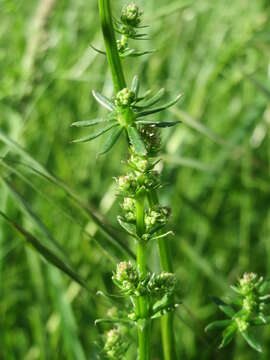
left=117, top=35, right=128, bottom=52
left=113, top=261, right=139, bottom=294
left=235, top=317, right=249, bottom=332
left=148, top=272, right=176, bottom=296
left=121, top=3, right=142, bottom=27
left=115, top=88, right=136, bottom=107
left=140, top=126, right=161, bottom=155
left=104, top=328, right=127, bottom=359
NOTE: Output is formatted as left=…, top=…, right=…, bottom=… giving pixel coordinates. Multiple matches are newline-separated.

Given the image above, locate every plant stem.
left=97, top=0, right=126, bottom=92
left=149, top=190, right=177, bottom=360
left=136, top=197, right=151, bottom=360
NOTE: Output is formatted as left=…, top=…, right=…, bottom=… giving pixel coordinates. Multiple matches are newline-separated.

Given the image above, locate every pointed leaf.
left=211, top=296, right=236, bottom=317
left=250, top=316, right=270, bottom=326
left=127, top=126, right=147, bottom=156
left=219, top=324, right=237, bottom=348
left=92, top=90, right=116, bottom=111
left=117, top=216, right=137, bottom=238
left=72, top=123, right=117, bottom=143
left=136, top=120, right=181, bottom=128
left=137, top=93, right=183, bottom=118
left=136, top=88, right=165, bottom=108
left=0, top=210, right=88, bottom=289
left=241, top=331, right=263, bottom=353
left=90, top=44, right=106, bottom=55
left=71, top=118, right=107, bottom=127
left=98, top=127, right=123, bottom=156
left=205, top=320, right=232, bottom=332
left=131, top=75, right=140, bottom=97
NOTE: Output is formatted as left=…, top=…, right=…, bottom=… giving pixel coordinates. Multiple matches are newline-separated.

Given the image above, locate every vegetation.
left=1, top=0, right=270, bottom=359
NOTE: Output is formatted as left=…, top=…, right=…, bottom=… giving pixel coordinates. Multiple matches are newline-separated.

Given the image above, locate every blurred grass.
left=0, top=0, right=270, bottom=358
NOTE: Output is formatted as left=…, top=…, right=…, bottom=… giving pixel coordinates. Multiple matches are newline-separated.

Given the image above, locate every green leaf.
left=137, top=93, right=183, bottom=118
left=92, top=90, right=116, bottom=111
left=211, top=296, right=236, bottom=317
left=127, top=126, right=147, bottom=156
left=250, top=316, right=270, bottom=326
left=241, top=331, right=263, bottom=353
left=0, top=210, right=88, bottom=289
left=72, top=123, right=117, bottom=143
left=131, top=75, right=140, bottom=97
left=95, top=318, right=133, bottom=325
left=98, top=126, right=123, bottom=156
left=136, top=120, right=181, bottom=128
left=219, top=323, right=237, bottom=348
left=71, top=118, right=107, bottom=127
left=117, top=216, right=137, bottom=238
left=205, top=320, right=232, bottom=332
left=136, top=88, right=165, bottom=108
left=90, top=44, right=106, bottom=55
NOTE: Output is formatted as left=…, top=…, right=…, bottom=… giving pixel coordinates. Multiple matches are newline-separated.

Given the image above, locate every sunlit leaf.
left=241, top=331, right=262, bottom=353
left=92, top=90, right=116, bottom=111
left=98, top=127, right=123, bottom=156
left=137, top=93, right=183, bottom=118
left=131, top=75, right=139, bottom=97
left=71, top=123, right=117, bottom=143
left=127, top=126, right=147, bottom=156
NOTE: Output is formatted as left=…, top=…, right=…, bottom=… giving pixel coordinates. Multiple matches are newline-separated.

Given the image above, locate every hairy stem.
left=150, top=190, right=177, bottom=360
left=97, top=0, right=126, bottom=92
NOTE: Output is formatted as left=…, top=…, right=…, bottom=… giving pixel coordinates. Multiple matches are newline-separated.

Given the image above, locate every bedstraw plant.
left=72, top=1, right=182, bottom=359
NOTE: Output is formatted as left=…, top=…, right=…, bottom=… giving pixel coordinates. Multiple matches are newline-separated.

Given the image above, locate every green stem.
left=149, top=190, right=177, bottom=360
left=98, top=0, right=126, bottom=92
left=136, top=197, right=151, bottom=360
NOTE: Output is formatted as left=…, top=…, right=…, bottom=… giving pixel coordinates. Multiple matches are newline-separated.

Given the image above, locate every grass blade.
left=0, top=210, right=88, bottom=290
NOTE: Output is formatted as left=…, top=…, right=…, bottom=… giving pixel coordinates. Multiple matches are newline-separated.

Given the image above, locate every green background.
left=1, top=0, right=270, bottom=358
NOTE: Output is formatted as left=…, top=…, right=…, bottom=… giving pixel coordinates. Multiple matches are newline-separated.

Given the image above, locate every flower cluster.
left=206, top=273, right=270, bottom=353
left=112, top=261, right=176, bottom=300
left=104, top=328, right=128, bottom=359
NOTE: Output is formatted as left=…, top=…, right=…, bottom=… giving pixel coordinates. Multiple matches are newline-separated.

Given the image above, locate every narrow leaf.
left=0, top=210, right=88, bottom=289
left=131, top=75, right=140, bottom=97
left=72, top=123, right=117, bottom=143
left=117, top=216, right=137, bottom=238
left=137, top=93, right=183, bottom=118
left=241, top=331, right=263, bottom=353
left=137, top=120, right=181, bottom=128
left=211, top=296, right=236, bottom=317
left=90, top=44, right=106, bottom=55
left=219, top=324, right=237, bottom=348
left=127, top=126, right=147, bottom=156
left=98, top=127, right=123, bottom=156
left=205, top=320, right=232, bottom=332
left=92, top=90, right=116, bottom=111
left=71, top=119, right=106, bottom=127
left=136, top=88, right=165, bottom=108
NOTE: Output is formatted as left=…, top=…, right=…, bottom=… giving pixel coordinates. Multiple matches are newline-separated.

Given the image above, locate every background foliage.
left=1, top=0, right=270, bottom=358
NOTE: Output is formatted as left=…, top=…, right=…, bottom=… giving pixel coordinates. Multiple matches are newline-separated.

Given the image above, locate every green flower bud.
left=239, top=272, right=262, bottom=295
left=115, top=88, right=136, bottom=107
left=235, top=317, right=249, bottom=332
left=121, top=3, right=142, bottom=27
left=104, top=328, right=127, bottom=359
left=122, top=197, right=136, bottom=212
left=148, top=272, right=176, bottom=296
left=113, top=261, right=139, bottom=294
left=117, top=35, right=128, bottom=52
left=145, top=206, right=170, bottom=232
